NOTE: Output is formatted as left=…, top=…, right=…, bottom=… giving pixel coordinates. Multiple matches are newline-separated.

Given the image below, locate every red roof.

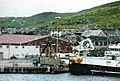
left=0, top=35, right=48, bottom=44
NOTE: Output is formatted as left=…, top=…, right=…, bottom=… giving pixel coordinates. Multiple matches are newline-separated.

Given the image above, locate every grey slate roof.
left=81, top=29, right=106, bottom=37
left=103, top=29, right=120, bottom=36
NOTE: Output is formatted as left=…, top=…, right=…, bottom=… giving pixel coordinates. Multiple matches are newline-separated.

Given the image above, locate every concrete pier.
left=0, top=66, right=69, bottom=74
left=0, top=59, right=69, bottom=74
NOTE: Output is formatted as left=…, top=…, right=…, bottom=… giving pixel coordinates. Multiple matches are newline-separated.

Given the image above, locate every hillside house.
left=81, top=29, right=107, bottom=37
left=61, top=29, right=78, bottom=35
left=80, top=29, right=120, bottom=48
left=103, top=28, right=120, bottom=37
left=50, top=31, right=62, bottom=37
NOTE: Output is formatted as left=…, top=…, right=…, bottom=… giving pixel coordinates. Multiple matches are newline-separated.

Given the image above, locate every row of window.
left=94, top=42, right=116, bottom=46
left=0, top=46, right=39, bottom=48
left=14, top=54, right=39, bottom=57
left=109, top=49, right=120, bottom=51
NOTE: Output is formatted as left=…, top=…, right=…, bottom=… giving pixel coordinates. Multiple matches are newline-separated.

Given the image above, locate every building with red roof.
left=0, top=35, right=48, bottom=45
left=0, top=35, right=72, bottom=59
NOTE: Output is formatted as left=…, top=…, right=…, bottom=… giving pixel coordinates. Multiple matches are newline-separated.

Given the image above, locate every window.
left=99, top=42, right=102, bottom=46
left=36, top=46, right=38, bottom=48
left=15, top=46, right=18, bottom=48
left=22, top=46, right=24, bottom=48
left=111, top=42, right=114, bottom=44
left=0, top=46, right=2, bottom=48
left=115, top=49, right=118, bottom=51
left=95, top=42, right=98, bottom=46
left=6, top=45, right=9, bottom=48
left=107, top=61, right=111, bottom=63
left=104, top=42, right=107, bottom=46
left=110, top=49, right=115, bottom=51
left=15, top=54, right=19, bottom=56
left=22, top=53, right=24, bottom=56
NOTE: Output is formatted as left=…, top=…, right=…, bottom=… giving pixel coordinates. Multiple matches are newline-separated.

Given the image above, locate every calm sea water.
left=0, top=73, right=120, bottom=81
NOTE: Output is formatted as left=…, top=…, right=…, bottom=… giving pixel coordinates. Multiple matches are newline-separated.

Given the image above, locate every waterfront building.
left=0, top=45, right=40, bottom=59
left=0, top=35, right=72, bottom=59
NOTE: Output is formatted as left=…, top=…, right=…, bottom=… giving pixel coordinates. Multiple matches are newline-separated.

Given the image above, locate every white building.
left=0, top=35, right=47, bottom=59
left=0, top=35, right=73, bottom=59
left=0, top=45, right=40, bottom=59
left=81, top=29, right=107, bottom=37
left=50, top=31, right=62, bottom=37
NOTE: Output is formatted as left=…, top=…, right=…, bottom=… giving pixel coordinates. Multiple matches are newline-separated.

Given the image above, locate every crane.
left=72, top=38, right=94, bottom=56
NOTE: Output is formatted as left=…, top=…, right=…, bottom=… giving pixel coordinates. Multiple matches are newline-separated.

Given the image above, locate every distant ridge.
left=0, top=1, right=119, bottom=29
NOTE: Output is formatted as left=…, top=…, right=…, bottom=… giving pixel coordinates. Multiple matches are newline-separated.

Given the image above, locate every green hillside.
left=0, top=1, right=120, bottom=29
left=55, top=0, right=120, bottom=29
left=0, top=12, right=74, bottom=28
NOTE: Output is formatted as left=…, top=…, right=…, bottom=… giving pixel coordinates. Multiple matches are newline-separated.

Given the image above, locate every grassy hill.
left=0, top=1, right=120, bottom=29
left=56, top=0, right=120, bottom=29
left=0, top=12, right=74, bottom=28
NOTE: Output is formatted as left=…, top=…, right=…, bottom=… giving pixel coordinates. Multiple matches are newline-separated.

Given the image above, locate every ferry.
left=69, top=38, right=120, bottom=75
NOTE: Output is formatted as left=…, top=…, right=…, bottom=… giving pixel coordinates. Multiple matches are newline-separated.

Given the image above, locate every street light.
left=55, top=17, right=61, bottom=53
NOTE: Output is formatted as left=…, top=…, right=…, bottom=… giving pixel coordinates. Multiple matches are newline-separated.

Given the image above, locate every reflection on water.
left=0, top=73, right=120, bottom=81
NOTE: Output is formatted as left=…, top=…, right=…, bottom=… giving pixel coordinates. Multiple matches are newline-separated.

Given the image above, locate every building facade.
left=0, top=35, right=72, bottom=59
left=0, top=45, right=40, bottom=59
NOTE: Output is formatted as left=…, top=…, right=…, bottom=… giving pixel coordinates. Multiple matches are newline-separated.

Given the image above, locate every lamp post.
left=55, top=17, right=61, bottom=53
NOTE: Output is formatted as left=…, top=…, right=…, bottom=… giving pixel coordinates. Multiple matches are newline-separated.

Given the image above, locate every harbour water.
left=0, top=73, right=120, bottom=81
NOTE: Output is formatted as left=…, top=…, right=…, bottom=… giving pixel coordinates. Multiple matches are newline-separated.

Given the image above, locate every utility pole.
left=55, top=17, right=61, bottom=53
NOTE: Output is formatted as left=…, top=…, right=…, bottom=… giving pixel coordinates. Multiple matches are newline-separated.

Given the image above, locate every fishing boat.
left=69, top=38, right=120, bottom=75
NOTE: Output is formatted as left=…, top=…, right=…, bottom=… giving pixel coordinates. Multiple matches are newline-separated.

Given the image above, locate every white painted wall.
left=50, top=31, right=62, bottom=36
left=81, top=57, right=119, bottom=67
left=0, top=45, right=40, bottom=59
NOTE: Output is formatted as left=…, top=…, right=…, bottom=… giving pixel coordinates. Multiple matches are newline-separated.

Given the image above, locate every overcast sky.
left=0, top=0, right=118, bottom=17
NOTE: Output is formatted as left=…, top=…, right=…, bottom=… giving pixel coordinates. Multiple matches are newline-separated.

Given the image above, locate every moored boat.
left=69, top=39, right=120, bottom=75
